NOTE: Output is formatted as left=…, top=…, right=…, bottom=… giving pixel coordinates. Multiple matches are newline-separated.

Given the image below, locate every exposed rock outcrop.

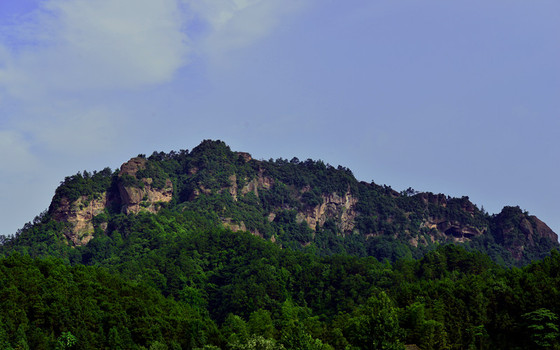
left=119, top=157, right=147, bottom=177
left=240, top=171, right=274, bottom=197
left=438, top=221, right=484, bottom=242
left=422, top=217, right=485, bottom=243
left=418, top=193, right=447, bottom=207
left=493, top=206, right=559, bottom=260
left=51, top=194, right=109, bottom=246
left=228, top=174, right=238, bottom=200
left=531, top=216, right=558, bottom=242
left=189, top=169, right=274, bottom=202
left=221, top=217, right=247, bottom=233
left=52, top=157, right=174, bottom=245
left=236, top=152, right=253, bottom=162
left=221, top=217, right=262, bottom=238
left=118, top=158, right=173, bottom=214
left=296, top=191, right=358, bottom=233
left=118, top=177, right=173, bottom=214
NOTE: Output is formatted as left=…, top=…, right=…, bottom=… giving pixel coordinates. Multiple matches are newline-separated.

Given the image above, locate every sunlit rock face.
left=118, top=157, right=173, bottom=215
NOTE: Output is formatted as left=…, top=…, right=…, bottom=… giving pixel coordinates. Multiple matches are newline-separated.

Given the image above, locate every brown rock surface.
left=52, top=194, right=109, bottom=246
left=531, top=215, right=558, bottom=242
left=118, top=158, right=173, bottom=214
left=240, top=171, right=274, bottom=197
left=297, top=191, right=358, bottom=233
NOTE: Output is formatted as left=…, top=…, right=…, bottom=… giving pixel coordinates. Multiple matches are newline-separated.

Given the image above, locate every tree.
left=248, top=309, right=276, bottom=339
left=57, top=331, right=77, bottom=349
left=522, top=308, right=559, bottom=349
left=222, top=314, right=249, bottom=347
left=402, top=302, right=448, bottom=350
left=344, top=292, right=405, bottom=350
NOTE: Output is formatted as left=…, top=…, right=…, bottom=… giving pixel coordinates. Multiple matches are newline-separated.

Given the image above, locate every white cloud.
left=0, top=0, right=190, bottom=95
left=0, top=130, right=37, bottom=175
left=0, top=0, right=194, bottom=157
left=188, top=0, right=263, bottom=29
left=187, top=0, right=307, bottom=55
left=0, top=0, right=308, bottom=97
left=20, top=103, right=121, bottom=156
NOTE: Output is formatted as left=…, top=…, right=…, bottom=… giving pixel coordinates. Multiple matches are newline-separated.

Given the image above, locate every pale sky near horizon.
left=0, top=0, right=559, bottom=237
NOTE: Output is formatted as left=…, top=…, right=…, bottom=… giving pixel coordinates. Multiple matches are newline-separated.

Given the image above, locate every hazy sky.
left=0, top=0, right=559, bottom=236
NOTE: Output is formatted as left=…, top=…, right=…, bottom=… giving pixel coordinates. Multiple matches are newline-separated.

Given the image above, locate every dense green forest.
left=1, top=219, right=560, bottom=349
left=1, top=140, right=558, bottom=349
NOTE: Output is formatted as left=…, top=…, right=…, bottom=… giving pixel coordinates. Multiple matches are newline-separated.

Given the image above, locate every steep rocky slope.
left=118, top=157, right=174, bottom=214
left=42, top=140, right=558, bottom=264
left=48, top=157, right=174, bottom=246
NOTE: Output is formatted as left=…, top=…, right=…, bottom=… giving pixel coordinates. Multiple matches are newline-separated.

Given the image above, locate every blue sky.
left=0, top=0, right=559, bottom=236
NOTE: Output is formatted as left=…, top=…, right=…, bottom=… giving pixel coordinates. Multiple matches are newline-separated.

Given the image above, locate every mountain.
left=11, top=139, right=558, bottom=266
left=2, top=140, right=560, bottom=349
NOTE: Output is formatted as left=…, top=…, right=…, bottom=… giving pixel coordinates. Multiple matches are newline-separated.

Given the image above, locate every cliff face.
left=423, top=218, right=485, bottom=243
left=51, top=157, right=173, bottom=246
left=493, top=206, right=559, bottom=260
left=118, top=157, right=173, bottom=214
left=296, top=191, right=358, bottom=233
left=227, top=170, right=274, bottom=201
left=51, top=194, right=109, bottom=246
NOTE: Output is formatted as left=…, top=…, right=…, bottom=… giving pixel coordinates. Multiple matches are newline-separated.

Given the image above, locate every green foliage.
left=120, top=173, right=144, bottom=188
left=136, top=160, right=171, bottom=189
left=522, top=308, right=560, bottom=349
left=2, top=140, right=560, bottom=349
left=230, top=335, right=285, bottom=350
left=247, top=309, right=276, bottom=339
left=2, top=212, right=560, bottom=349
left=343, top=292, right=405, bottom=350
left=57, top=331, right=77, bottom=349
left=401, top=302, right=448, bottom=350
left=273, top=210, right=313, bottom=244
left=52, top=168, right=115, bottom=205
left=222, top=314, right=250, bottom=346
left=0, top=253, right=218, bottom=349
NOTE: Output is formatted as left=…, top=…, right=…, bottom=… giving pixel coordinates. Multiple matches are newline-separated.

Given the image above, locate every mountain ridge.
left=29, top=139, right=555, bottom=266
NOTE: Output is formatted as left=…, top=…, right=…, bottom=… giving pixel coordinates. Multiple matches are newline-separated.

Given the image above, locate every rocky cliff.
left=493, top=206, right=558, bottom=260
left=296, top=191, right=358, bottom=233
left=51, top=194, right=109, bottom=246
left=50, top=157, right=174, bottom=246
left=118, top=157, right=173, bottom=214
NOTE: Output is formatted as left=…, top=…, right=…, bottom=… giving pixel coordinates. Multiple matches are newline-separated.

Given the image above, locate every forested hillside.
left=0, top=140, right=558, bottom=349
